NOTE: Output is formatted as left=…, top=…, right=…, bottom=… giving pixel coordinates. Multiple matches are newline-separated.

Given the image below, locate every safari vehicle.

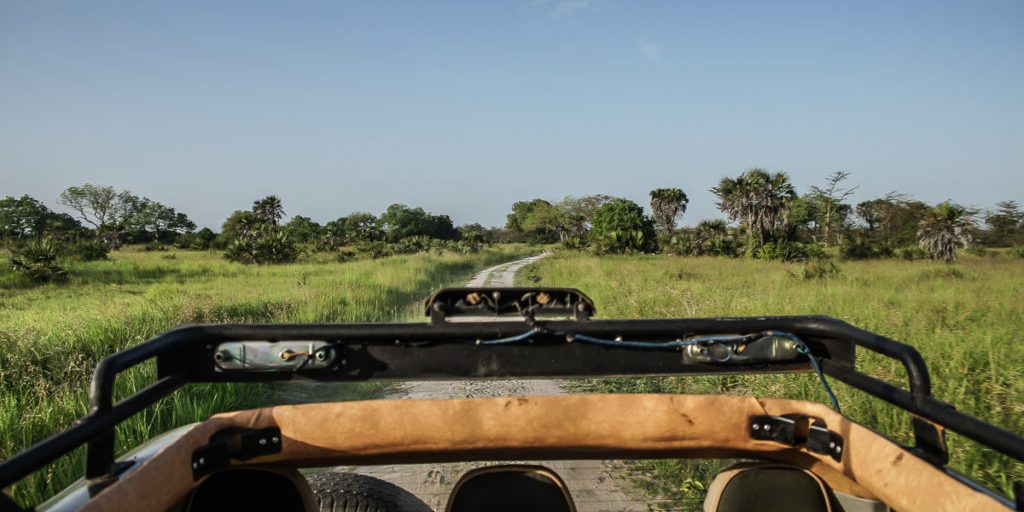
left=1, top=288, right=1022, bottom=512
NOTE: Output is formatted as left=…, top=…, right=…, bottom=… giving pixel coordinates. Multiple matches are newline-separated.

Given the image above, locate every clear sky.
left=1, top=0, right=1022, bottom=229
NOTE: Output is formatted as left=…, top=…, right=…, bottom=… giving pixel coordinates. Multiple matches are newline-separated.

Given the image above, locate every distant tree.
left=649, top=188, right=689, bottom=236
left=588, top=198, right=657, bottom=253
left=121, top=197, right=196, bottom=243
left=856, top=193, right=929, bottom=248
left=343, top=212, right=385, bottom=243
left=808, top=171, right=858, bottom=248
left=0, top=195, right=85, bottom=241
left=380, top=204, right=459, bottom=241
left=983, top=200, right=1022, bottom=247
left=711, top=169, right=797, bottom=248
left=223, top=196, right=298, bottom=264
left=58, top=184, right=130, bottom=247
left=219, top=210, right=252, bottom=245
left=918, top=202, right=974, bottom=263
left=505, top=199, right=560, bottom=243
left=253, top=196, right=285, bottom=226
left=458, top=223, right=488, bottom=245
left=283, top=216, right=322, bottom=245
left=319, top=218, right=348, bottom=250
left=552, top=195, right=614, bottom=246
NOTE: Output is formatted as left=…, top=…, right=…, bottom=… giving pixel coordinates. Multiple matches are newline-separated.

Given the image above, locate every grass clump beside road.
left=1, top=245, right=532, bottom=506
left=521, top=252, right=1024, bottom=502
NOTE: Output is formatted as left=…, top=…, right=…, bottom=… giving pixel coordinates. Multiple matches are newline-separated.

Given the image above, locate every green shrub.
left=65, top=239, right=109, bottom=261
left=1011, top=246, right=1024, bottom=259
left=225, top=232, right=298, bottom=264
left=840, top=237, right=893, bottom=260
left=335, top=248, right=358, bottom=263
left=749, top=241, right=823, bottom=262
left=588, top=199, right=657, bottom=254
left=791, top=258, right=841, bottom=280
left=896, top=246, right=928, bottom=261
left=8, top=239, right=68, bottom=284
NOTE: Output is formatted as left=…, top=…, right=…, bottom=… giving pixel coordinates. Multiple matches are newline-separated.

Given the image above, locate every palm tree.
left=711, top=169, right=796, bottom=246
left=253, top=196, right=284, bottom=227
left=918, top=202, right=974, bottom=262
left=649, top=188, right=689, bottom=235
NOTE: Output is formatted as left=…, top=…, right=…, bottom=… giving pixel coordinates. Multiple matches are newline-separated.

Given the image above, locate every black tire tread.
left=307, top=472, right=433, bottom=512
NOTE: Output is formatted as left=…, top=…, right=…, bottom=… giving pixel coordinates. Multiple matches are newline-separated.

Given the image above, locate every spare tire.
left=307, top=472, right=433, bottom=512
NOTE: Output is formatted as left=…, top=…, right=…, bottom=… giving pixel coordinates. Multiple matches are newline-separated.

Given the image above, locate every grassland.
left=520, top=253, right=1024, bottom=501
left=0, top=245, right=533, bottom=506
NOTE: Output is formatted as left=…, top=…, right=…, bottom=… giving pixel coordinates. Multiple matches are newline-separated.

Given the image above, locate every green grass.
left=520, top=252, right=1024, bottom=502
left=1, top=245, right=533, bottom=506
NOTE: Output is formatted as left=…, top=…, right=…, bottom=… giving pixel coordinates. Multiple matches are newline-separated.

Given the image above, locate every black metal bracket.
left=191, top=427, right=282, bottom=480
left=910, top=416, right=949, bottom=466
left=750, top=415, right=844, bottom=462
left=425, top=287, right=595, bottom=324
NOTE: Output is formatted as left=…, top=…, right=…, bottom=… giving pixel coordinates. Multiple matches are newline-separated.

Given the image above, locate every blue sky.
left=1, top=0, right=1022, bottom=229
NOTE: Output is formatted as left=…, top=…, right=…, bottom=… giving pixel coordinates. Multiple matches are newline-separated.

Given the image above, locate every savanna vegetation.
left=520, top=253, right=1024, bottom=504
left=0, top=246, right=532, bottom=506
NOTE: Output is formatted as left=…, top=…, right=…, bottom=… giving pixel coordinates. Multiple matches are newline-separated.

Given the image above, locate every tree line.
left=501, top=169, right=1023, bottom=262
left=3, top=173, right=1023, bottom=282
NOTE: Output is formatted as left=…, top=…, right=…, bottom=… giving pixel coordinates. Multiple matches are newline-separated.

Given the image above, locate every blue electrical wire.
left=477, top=330, right=537, bottom=345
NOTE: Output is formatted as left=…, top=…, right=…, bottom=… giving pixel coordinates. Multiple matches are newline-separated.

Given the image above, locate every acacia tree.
left=856, top=193, right=929, bottom=248
left=918, top=202, right=974, bottom=263
left=808, top=171, right=857, bottom=248
left=649, top=188, right=689, bottom=236
left=711, top=169, right=797, bottom=247
left=58, top=184, right=127, bottom=247
left=984, top=200, right=1023, bottom=247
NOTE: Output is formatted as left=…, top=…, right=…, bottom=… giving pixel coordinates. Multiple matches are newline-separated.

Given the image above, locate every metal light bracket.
left=191, top=427, right=282, bottom=480
left=750, top=415, right=844, bottom=462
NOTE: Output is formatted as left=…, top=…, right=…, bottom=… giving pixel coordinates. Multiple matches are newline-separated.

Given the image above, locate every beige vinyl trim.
left=79, top=394, right=1011, bottom=512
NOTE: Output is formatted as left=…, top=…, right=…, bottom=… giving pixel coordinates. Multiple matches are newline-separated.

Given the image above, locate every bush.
left=8, top=239, right=68, bottom=284
left=65, top=239, right=109, bottom=261
left=790, top=258, right=841, bottom=280
left=588, top=199, right=657, bottom=254
left=840, top=238, right=893, bottom=260
left=749, top=241, right=823, bottom=262
left=896, top=246, right=928, bottom=261
left=225, top=232, right=298, bottom=264
left=663, top=221, right=739, bottom=257
left=1012, top=246, right=1024, bottom=259
left=965, top=245, right=994, bottom=258
left=335, top=248, right=358, bottom=263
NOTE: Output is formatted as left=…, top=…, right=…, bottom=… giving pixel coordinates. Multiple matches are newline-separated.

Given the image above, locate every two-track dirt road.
left=341, top=254, right=659, bottom=511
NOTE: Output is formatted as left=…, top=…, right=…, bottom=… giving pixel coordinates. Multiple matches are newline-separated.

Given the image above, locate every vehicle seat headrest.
left=704, top=462, right=833, bottom=512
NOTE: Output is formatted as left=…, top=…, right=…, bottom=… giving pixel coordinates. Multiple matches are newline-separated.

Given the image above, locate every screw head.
left=192, top=462, right=199, bottom=470
left=259, top=438, right=267, bottom=446
left=835, top=445, right=842, bottom=454
left=199, top=457, right=205, bottom=465
left=272, top=436, right=280, bottom=444
left=752, top=424, right=760, bottom=431
left=829, top=441, right=836, bottom=449
left=763, top=424, right=771, bottom=431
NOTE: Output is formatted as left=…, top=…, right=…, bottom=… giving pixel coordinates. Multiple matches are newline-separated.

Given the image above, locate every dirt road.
left=342, top=254, right=657, bottom=511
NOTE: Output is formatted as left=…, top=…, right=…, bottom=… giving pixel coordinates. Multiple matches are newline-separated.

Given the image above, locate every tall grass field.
left=0, top=246, right=532, bottom=506
left=520, top=253, right=1024, bottom=503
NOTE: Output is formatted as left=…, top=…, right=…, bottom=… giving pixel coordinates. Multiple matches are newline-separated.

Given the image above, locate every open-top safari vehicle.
left=2, top=287, right=1022, bottom=511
